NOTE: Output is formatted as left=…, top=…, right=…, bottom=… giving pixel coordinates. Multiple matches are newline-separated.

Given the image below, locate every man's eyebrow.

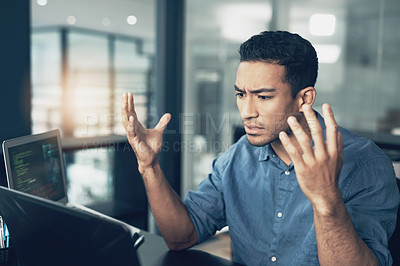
left=234, top=85, right=276, bottom=93
left=234, top=85, right=245, bottom=93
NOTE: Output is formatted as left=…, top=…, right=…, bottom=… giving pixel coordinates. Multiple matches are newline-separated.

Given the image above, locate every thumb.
left=155, top=113, right=171, bottom=132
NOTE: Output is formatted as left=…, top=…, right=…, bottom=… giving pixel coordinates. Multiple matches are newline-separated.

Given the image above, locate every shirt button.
left=285, top=170, right=290, bottom=175
left=277, top=212, right=283, bottom=218
left=271, top=256, right=277, bottom=262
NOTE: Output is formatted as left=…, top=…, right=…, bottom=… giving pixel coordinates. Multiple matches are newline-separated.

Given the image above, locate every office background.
left=1, top=0, right=400, bottom=234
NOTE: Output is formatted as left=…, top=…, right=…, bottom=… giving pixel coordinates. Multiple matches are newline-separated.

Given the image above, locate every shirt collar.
left=258, top=143, right=275, bottom=162
left=257, top=110, right=325, bottom=162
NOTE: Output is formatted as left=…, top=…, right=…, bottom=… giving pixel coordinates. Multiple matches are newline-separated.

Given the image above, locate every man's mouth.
left=244, top=124, right=264, bottom=135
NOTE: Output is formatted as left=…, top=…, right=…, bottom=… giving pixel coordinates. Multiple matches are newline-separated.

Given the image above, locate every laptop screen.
left=2, top=130, right=68, bottom=203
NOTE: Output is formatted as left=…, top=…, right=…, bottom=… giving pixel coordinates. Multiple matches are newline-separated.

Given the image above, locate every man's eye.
left=235, top=92, right=244, bottom=98
left=259, top=95, right=272, bottom=100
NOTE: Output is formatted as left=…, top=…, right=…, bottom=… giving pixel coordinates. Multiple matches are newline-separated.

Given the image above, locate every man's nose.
left=241, top=98, right=258, bottom=119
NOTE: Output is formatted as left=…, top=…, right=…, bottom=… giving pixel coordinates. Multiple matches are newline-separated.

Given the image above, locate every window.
left=31, top=0, right=156, bottom=206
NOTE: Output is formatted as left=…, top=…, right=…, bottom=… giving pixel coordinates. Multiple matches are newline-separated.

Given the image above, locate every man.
left=121, top=31, right=399, bottom=265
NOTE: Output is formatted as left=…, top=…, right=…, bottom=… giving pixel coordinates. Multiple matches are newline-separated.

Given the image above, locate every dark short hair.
left=239, top=31, right=318, bottom=98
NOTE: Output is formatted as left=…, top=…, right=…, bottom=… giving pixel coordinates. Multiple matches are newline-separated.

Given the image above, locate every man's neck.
left=271, top=141, right=293, bottom=166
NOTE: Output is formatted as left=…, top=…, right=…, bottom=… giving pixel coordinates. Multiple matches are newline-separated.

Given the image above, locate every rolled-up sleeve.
left=343, top=157, right=400, bottom=266
left=183, top=157, right=227, bottom=244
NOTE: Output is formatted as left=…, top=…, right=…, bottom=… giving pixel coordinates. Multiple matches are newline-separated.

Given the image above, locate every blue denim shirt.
left=183, top=113, right=400, bottom=265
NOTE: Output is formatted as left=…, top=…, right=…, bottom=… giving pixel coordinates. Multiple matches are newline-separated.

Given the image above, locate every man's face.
left=235, top=61, right=299, bottom=146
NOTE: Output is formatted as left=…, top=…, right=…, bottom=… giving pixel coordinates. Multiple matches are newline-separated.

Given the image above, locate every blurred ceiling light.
left=309, top=14, right=336, bottom=36
left=127, top=15, right=137, bottom=25
left=314, top=44, right=341, bottom=64
left=67, top=16, right=77, bottom=25
left=36, top=0, right=47, bottom=6
left=102, top=17, right=111, bottom=27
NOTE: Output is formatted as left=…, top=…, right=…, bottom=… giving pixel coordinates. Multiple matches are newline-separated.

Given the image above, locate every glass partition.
left=65, top=148, right=114, bottom=205
left=30, top=0, right=400, bottom=214
left=31, top=29, right=151, bottom=138
left=31, top=0, right=155, bottom=211
left=114, top=38, right=150, bottom=132
left=183, top=0, right=400, bottom=195
left=67, top=31, right=110, bottom=137
left=183, top=0, right=272, bottom=195
left=31, top=31, right=62, bottom=134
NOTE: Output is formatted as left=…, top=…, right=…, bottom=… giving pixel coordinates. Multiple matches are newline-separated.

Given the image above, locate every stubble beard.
left=245, top=122, right=292, bottom=147
left=242, top=109, right=301, bottom=147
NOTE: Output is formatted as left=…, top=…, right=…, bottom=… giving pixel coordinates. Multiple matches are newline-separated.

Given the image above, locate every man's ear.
left=296, top=87, right=316, bottom=112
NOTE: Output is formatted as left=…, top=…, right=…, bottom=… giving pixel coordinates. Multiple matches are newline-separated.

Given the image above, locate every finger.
left=336, top=132, right=344, bottom=174
left=323, top=103, right=339, bottom=156
left=155, top=113, right=171, bottom=133
left=279, top=131, right=305, bottom=167
left=337, top=132, right=343, bottom=162
left=121, top=93, right=128, bottom=125
left=126, top=115, right=136, bottom=138
left=302, top=104, right=325, bottom=154
left=126, top=92, right=139, bottom=123
left=127, top=92, right=136, bottom=115
left=287, top=116, right=313, bottom=160
left=338, top=132, right=343, bottom=154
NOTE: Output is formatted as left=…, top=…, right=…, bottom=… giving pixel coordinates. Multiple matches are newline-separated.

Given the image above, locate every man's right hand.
left=121, top=92, right=171, bottom=173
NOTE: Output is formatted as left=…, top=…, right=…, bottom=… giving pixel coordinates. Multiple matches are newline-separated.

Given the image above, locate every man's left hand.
left=279, top=103, right=344, bottom=215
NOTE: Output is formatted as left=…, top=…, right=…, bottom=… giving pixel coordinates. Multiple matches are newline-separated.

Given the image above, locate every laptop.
left=0, top=186, right=141, bottom=266
left=2, top=129, right=142, bottom=236
left=2, top=129, right=68, bottom=203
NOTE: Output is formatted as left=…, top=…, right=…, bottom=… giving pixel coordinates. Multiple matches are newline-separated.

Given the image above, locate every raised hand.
left=121, top=92, right=171, bottom=172
left=279, top=103, right=344, bottom=212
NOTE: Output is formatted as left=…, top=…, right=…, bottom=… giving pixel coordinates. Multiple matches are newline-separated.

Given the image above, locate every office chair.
left=388, top=178, right=400, bottom=266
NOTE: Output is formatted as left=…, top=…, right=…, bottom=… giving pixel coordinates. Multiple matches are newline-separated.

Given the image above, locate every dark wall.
left=0, top=0, right=32, bottom=186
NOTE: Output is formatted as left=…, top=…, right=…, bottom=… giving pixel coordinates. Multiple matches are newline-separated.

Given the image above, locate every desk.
left=0, top=229, right=239, bottom=265
left=137, top=231, right=239, bottom=266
